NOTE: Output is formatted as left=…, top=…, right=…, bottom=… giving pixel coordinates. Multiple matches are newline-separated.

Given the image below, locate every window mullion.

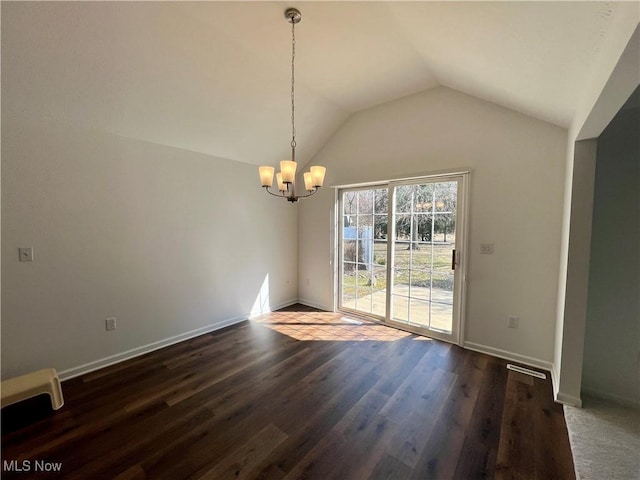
left=385, top=185, right=394, bottom=322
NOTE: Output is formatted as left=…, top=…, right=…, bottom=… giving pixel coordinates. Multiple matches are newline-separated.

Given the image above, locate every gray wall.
left=2, top=117, right=298, bottom=379
left=1, top=1, right=300, bottom=380
left=298, top=87, right=567, bottom=368
left=583, top=94, right=640, bottom=407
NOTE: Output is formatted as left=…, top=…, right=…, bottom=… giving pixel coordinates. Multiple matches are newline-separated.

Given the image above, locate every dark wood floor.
left=1, top=305, right=575, bottom=479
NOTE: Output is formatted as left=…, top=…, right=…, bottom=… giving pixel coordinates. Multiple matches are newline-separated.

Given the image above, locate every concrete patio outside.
left=342, top=284, right=453, bottom=332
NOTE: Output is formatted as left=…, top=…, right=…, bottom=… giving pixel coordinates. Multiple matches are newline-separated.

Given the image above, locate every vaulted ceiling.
left=3, top=2, right=638, bottom=166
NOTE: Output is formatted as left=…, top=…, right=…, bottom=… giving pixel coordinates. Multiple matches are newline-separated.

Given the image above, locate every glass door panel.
left=389, top=179, right=459, bottom=339
left=339, top=187, right=388, bottom=318
left=339, top=174, right=466, bottom=344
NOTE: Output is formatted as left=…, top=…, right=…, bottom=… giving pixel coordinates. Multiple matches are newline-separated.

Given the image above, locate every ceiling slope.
left=2, top=2, right=636, bottom=166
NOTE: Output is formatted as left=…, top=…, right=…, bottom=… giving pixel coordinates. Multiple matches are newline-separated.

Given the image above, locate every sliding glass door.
left=340, top=187, right=389, bottom=318
left=338, top=174, right=468, bottom=343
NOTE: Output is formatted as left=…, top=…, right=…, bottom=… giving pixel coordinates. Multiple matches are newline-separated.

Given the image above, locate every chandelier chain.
left=290, top=20, right=296, bottom=151
left=258, top=8, right=325, bottom=203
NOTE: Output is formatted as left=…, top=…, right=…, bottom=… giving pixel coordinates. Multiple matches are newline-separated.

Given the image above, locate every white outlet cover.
left=507, top=315, right=519, bottom=328
left=18, top=247, right=34, bottom=262
left=480, top=244, right=494, bottom=254
left=105, top=317, right=117, bottom=331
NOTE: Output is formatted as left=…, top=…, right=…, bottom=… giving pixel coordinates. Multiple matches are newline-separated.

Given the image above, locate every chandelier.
left=258, top=8, right=326, bottom=203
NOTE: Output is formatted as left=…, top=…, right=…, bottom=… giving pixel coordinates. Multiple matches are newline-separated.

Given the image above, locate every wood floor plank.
left=252, top=356, right=383, bottom=479
left=201, top=344, right=337, bottom=421
left=383, top=367, right=457, bottom=468
left=532, top=370, right=576, bottom=480
left=370, top=454, right=413, bottom=480
left=379, top=343, right=444, bottom=423
left=195, top=423, right=288, bottom=480
left=112, top=464, right=146, bottom=480
left=59, top=403, right=209, bottom=479
left=123, top=337, right=301, bottom=412
left=283, top=387, right=394, bottom=480
left=1, top=305, right=575, bottom=480
left=372, top=338, right=434, bottom=397
left=164, top=337, right=307, bottom=406
left=495, top=371, right=537, bottom=480
left=453, top=358, right=508, bottom=480
left=328, top=396, right=397, bottom=479
left=408, top=351, right=488, bottom=479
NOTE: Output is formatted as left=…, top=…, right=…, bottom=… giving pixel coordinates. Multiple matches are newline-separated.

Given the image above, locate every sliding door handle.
left=451, top=249, right=456, bottom=270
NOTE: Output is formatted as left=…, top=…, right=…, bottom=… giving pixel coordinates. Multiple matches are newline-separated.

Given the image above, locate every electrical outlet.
left=105, top=317, right=117, bottom=331
left=18, top=247, right=34, bottom=262
left=480, top=244, right=494, bottom=255
left=507, top=315, right=519, bottom=329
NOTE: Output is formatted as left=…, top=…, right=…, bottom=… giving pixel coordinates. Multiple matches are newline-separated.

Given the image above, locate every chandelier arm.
left=264, top=186, right=320, bottom=203
left=293, top=188, right=320, bottom=200
left=263, top=186, right=288, bottom=198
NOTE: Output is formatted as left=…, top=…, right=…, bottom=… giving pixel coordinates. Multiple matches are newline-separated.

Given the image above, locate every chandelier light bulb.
left=303, top=172, right=314, bottom=192
left=259, top=166, right=275, bottom=187
left=280, top=160, right=297, bottom=184
left=310, top=166, right=326, bottom=188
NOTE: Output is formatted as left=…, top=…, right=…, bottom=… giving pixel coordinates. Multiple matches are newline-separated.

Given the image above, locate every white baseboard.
left=463, top=341, right=553, bottom=372
left=297, top=298, right=332, bottom=311
left=548, top=364, right=584, bottom=407
left=581, top=387, right=640, bottom=409
left=550, top=364, right=560, bottom=400
left=59, top=315, right=247, bottom=381
left=247, top=298, right=300, bottom=318
left=556, top=391, right=583, bottom=408
left=59, top=300, right=302, bottom=381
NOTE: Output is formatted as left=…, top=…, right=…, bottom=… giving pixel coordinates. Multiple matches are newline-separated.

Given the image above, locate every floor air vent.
left=507, top=363, right=547, bottom=379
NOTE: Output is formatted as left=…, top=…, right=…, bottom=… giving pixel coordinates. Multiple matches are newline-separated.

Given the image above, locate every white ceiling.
left=3, top=2, right=637, bottom=166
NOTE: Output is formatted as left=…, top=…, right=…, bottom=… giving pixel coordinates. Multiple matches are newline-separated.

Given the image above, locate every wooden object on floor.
left=1, top=368, right=64, bottom=410
left=1, top=305, right=575, bottom=479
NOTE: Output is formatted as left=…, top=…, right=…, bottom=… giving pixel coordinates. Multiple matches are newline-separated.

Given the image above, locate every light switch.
left=18, top=247, right=34, bottom=262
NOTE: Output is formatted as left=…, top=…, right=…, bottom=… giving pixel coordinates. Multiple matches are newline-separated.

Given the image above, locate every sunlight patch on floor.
left=253, top=310, right=425, bottom=342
